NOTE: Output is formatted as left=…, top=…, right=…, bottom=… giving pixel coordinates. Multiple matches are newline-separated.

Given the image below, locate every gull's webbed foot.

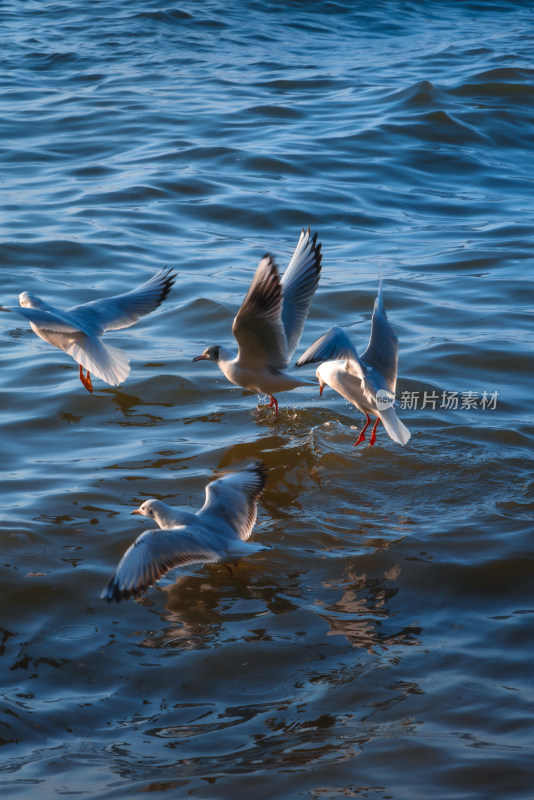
left=368, top=417, right=380, bottom=447
left=268, top=395, right=279, bottom=415
left=79, top=364, right=93, bottom=394
left=353, top=413, right=371, bottom=447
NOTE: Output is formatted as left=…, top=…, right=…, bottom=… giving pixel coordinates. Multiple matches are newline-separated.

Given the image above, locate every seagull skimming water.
left=101, top=461, right=267, bottom=602
left=192, top=228, right=322, bottom=414
left=296, top=282, right=410, bottom=447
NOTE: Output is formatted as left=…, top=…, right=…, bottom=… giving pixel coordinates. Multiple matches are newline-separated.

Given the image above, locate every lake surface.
left=1, top=1, right=533, bottom=797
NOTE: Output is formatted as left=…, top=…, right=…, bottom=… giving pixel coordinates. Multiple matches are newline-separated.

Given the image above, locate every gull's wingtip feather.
left=100, top=567, right=152, bottom=604
left=375, top=277, right=384, bottom=312
left=100, top=578, right=131, bottom=603
left=247, top=459, right=268, bottom=492
left=260, top=253, right=277, bottom=268
left=155, top=266, right=177, bottom=305
left=217, top=458, right=268, bottom=494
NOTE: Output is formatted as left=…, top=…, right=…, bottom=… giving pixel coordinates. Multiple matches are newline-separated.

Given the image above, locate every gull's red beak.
left=131, top=509, right=142, bottom=515
left=319, top=383, right=324, bottom=397
left=192, top=354, right=208, bottom=362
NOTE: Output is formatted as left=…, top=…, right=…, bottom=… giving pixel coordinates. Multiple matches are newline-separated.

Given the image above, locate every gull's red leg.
left=268, top=395, right=279, bottom=415
left=79, top=364, right=93, bottom=394
left=368, top=416, right=380, bottom=447
left=353, top=413, right=371, bottom=446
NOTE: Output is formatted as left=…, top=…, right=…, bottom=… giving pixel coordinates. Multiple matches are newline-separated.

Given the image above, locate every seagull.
left=192, top=228, right=322, bottom=414
left=101, top=461, right=268, bottom=602
left=296, top=282, right=410, bottom=447
left=0, top=268, right=176, bottom=393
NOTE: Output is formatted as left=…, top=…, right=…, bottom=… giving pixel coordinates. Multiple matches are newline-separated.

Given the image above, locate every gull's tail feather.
left=379, top=406, right=411, bottom=446
left=67, top=336, right=130, bottom=386
left=226, top=539, right=270, bottom=559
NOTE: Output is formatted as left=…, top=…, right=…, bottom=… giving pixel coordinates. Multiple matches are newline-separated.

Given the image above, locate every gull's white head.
left=316, top=364, right=327, bottom=396
left=131, top=498, right=182, bottom=530
left=131, top=499, right=160, bottom=520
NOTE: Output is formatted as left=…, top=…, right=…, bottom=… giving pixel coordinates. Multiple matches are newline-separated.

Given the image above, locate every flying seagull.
left=296, top=282, right=410, bottom=447
left=101, top=461, right=267, bottom=602
left=1, top=268, right=176, bottom=392
left=192, top=228, right=322, bottom=414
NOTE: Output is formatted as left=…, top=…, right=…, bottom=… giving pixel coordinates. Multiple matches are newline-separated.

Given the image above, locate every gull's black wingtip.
left=314, top=241, right=322, bottom=271
left=157, top=267, right=177, bottom=305
left=249, top=459, right=268, bottom=492
left=225, top=459, right=267, bottom=496
left=305, top=228, right=322, bottom=272
left=100, top=576, right=141, bottom=604
left=100, top=578, right=122, bottom=603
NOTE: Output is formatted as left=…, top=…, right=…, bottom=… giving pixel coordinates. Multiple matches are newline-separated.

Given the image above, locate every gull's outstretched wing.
left=280, top=228, right=322, bottom=359
left=68, top=268, right=176, bottom=334
left=197, top=461, right=267, bottom=542
left=101, top=527, right=222, bottom=602
left=295, top=325, right=359, bottom=367
left=361, top=283, right=398, bottom=394
left=232, top=256, right=288, bottom=370
left=2, top=305, right=87, bottom=334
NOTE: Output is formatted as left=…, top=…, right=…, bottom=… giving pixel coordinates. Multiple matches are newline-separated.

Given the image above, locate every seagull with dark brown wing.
left=192, top=228, right=322, bottom=414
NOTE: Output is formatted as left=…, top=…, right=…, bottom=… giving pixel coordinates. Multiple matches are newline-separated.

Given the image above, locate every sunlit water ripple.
left=1, top=1, right=533, bottom=797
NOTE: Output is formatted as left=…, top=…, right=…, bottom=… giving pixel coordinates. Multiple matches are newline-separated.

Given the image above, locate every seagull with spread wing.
left=192, top=228, right=322, bottom=414
left=296, top=283, right=410, bottom=447
left=101, top=461, right=267, bottom=602
left=1, top=268, right=175, bottom=393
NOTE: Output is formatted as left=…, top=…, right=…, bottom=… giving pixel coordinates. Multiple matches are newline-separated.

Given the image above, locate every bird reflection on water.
left=137, top=560, right=420, bottom=656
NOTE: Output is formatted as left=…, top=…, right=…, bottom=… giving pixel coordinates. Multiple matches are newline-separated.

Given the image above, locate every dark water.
left=1, top=1, right=533, bottom=797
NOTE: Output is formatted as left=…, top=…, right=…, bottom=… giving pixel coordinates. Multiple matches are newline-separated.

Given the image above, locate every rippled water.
left=1, top=1, right=533, bottom=797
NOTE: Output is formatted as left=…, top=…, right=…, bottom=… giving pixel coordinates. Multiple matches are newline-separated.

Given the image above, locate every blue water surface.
left=0, top=1, right=533, bottom=798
